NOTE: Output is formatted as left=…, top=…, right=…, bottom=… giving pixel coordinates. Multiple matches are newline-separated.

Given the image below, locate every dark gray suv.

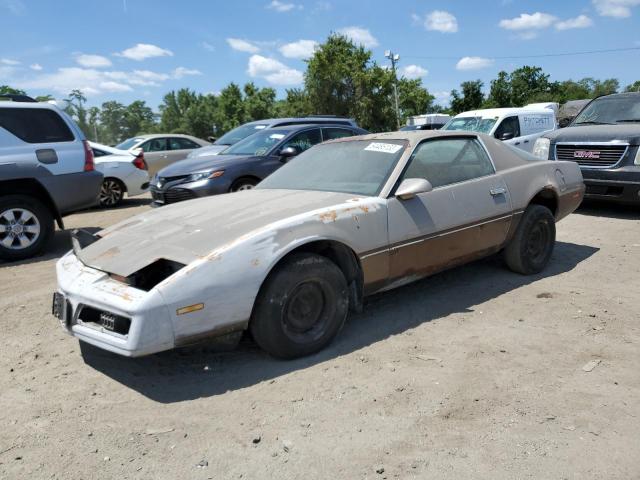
left=0, top=95, right=103, bottom=261
left=150, top=124, right=367, bottom=206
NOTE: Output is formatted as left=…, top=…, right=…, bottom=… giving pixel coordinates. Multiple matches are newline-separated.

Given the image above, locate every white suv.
left=0, top=95, right=103, bottom=261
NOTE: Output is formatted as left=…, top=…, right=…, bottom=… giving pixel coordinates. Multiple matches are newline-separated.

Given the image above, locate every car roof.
left=595, top=91, right=640, bottom=100
left=454, top=107, right=555, bottom=118
left=89, top=141, right=132, bottom=155
left=130, top=133, right=200, bottom=140
left=266, top=123, right=358, bottom=132
left=245, top=116, right=355, bottom=126
left=0, top=100, right=62, bottom=111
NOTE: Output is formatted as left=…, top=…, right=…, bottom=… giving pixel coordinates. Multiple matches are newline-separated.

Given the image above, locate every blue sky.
left=1, top=0, right=639, bottom=108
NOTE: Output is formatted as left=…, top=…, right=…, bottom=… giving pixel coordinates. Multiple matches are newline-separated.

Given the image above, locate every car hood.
left=76, top=189, right=364, bottom=277
left=545, top=124, right=640, bottom=145
left=158, top=154, right=257, bottom=177
left=188, top=144, right=228, bottom=157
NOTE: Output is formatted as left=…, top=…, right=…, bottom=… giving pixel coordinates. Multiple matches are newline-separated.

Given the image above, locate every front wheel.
left=230, top=178, right=258, bottom=192
left=0, top=195, right=54, bottom=261
left=504, top=204, right=556, bottom=275
left=250, top=253, right=349, bottom=359
left=99, top=178, right=125, bottom=207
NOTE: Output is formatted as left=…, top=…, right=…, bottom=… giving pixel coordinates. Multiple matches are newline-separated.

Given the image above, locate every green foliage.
left=450, top=80, right=484, bottom=113
left=625, top=80, right=640, bottom=92
left=0, top=85, right=27, bottom=96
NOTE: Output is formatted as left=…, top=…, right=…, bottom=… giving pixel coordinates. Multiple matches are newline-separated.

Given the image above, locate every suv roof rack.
left=0, top=94, right=37, bottom=103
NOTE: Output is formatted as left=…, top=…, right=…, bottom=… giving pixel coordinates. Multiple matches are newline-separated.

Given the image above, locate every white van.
left=442, top=105, right=556, bottom=153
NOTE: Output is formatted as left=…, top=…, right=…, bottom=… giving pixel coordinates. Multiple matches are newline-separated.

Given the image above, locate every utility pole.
left=385, top=50, right=401, bottom=130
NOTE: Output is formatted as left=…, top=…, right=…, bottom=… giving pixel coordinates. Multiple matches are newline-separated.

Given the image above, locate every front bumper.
left=150, top=177, right=232, bottom=206
left=124, top=169, right=151, bottom=197
left=55, top=252, right=175, bottom=357
left=581, top=166, right=640, bottom=205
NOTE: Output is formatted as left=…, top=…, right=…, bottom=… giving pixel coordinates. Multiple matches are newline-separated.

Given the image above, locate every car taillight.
left=83, top=140, right=94, bottom=171
left=132, top=152, right=148, bottom=170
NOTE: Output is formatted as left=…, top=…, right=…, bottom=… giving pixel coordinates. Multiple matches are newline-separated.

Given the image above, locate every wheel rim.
left=235, top=183, right=255, bottom=191
left=282, top=280, right=329, bottom=343
left=526, top=219, right=551, bottom=264
left=0, top=208, right=41, bottom=250
left=100, top=179, right=123, bottom=206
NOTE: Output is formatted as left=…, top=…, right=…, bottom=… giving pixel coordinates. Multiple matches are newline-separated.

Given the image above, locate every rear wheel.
left=230, top=177, right=258, bottom=192
left=250, top=253, right=349, bottom=359
left=0, top=195, right=54, bottom=261
left=99, top=178, right=125, bottom=207
left=504, top=204, right=556, bottom=275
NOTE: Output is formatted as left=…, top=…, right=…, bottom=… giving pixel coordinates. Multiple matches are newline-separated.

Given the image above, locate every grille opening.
left=126, top=259, right=186, bottom=291
left=585, top=184, right=624, bottom=197
left=78, top=306, right=131, bottom=335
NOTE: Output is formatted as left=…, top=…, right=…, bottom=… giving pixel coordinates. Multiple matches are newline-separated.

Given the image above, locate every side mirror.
left=279, top=146, right=299, bottom=160
left=499, top=132, right=514, bottom=141
left=395, top=178, right=433, bottom=200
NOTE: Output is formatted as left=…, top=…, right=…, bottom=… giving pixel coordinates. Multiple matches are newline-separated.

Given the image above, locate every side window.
left=141, top=138, right=168, bottom=152
left=494, top=116, right=520, bottom=140
left=92, top=148, right=108, bottom=157
left=280, top=129, right=322, bottom=153
left=323, top=128, right=355, bottom=141
left=0, top=108, right=75, bottom=143
left=169, top=137, right=200, bottom=150
left=401, top=138, right=494, bottom=188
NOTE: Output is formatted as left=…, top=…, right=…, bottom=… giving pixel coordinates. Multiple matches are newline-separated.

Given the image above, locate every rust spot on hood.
left=318, top=210, right=337, bottom=223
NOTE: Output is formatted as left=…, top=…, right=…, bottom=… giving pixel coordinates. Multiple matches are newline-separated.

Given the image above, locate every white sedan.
left=90, top=142, right=151, bottom=207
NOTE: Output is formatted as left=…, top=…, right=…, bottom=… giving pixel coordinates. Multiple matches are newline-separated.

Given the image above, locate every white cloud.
left=98, top=81, right=132, bottom=93
left=126, top=70, right=169, bottom=86
left=17, top=67, right=132, bottom=95
left=338, top=26, right=379, bottom=48
left=424, top=10, right=458, bottom=33
left=279, top=39, right=318, bottom=59
left=0, top=66, right=16, bottom=80
left=1, top=58, right=20, bottom=65
left=201, top=41, right=215, bottom=52
left=115, top=43, right=173, bottom=61
left=499, top=12, right=558, bottom=30
left=555, top=15, right=594, bottom=30
left=593, top=0, right=640, bottom=17
left=456, top=56, right=495, bottom=70
left=172, top=67, right=202, bottom=79
left=401, top=64, right=428, bottom=79
left=30, top=63, right=42, bottom=71
left=266, top=0, right=300, bottom=12
left=227, top=38, right=261, bottom=53
left=75, top=54, right=112, bottom=68
left=247, top=54, right=303, bottom=86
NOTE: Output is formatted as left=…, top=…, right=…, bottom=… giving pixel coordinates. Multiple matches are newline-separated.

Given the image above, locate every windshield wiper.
left=616, top=119, right=640, bottom=123
left=574, top=121, right=615, bottom=125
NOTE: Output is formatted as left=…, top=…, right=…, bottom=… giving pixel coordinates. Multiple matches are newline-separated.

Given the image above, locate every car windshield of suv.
left=257, top=140, right=407, bottom=196
left=116, top=137, right=144, bottom=150
left=574, top=95, right=640, bottom=125
left=214, top=123, right=271, bottom=146
left=443, top=116, right=497, bottom=134
left=221, top=129, right=292, bottom=156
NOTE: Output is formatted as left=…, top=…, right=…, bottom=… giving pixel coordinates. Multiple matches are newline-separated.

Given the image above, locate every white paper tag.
left=269, top=133, right=285, bottom=139
left=365, top=142, right=403, bottom=154
left=255, top=125, right=267, bottom=130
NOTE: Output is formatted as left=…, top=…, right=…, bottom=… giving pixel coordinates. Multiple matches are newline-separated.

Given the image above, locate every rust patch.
left=359, top=205, right=370, bottom=213
left=251, top=258, right=260, bottom=267
left=97, top=246, right=120, bottom=260
left=318, top=210, right=337, bottom=223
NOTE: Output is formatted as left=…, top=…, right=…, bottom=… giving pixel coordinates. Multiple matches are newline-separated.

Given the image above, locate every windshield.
left=443, top=116, right=497, bottom=134
left=257, top=140, right=407, bottom=196
left=573, top=95, right=640, bottom=125
left=215, top=123, right=270, bottom=145
left=115, top=137, right=144, bottom=150
left=221, top=129, right=291, bottom=156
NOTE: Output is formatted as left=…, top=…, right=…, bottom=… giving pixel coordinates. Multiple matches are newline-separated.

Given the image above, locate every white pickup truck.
left=443, top=104, right=557, bottom=153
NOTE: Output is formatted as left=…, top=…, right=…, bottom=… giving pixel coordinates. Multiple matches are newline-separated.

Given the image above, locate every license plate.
left=52, top=292, right=67, bottom=321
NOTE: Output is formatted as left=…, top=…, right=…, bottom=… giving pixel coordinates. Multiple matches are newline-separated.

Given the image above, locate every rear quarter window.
left=0, top=108, right=75, bottom=143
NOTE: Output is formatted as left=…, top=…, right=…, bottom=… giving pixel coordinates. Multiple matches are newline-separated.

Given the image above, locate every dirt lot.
left=1, top=196, right=639, bottom=480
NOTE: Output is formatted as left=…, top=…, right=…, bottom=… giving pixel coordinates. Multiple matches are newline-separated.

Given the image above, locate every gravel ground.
left=1, top=196, right=639, bottom=480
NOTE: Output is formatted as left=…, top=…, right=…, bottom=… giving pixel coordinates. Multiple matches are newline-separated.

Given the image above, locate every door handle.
left=490, top=187, right=506, bottom=196
left=514, top=142, right=520, bottom=145
left=523, top=140, right=530, bottom=144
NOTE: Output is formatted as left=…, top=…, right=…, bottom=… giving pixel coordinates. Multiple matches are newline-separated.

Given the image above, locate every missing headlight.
left=119, top=259, right=186, bottom=291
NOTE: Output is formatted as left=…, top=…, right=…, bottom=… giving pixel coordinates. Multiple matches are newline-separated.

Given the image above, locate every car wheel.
left=99, top=178, right=125, bottom=207
left=504, top=204, right=556, bottom=275
left=250, top=253, right=349, bottom=359
left=0, top=195, right=54, bottom=261
left=230, top=178, right=258, bottom=192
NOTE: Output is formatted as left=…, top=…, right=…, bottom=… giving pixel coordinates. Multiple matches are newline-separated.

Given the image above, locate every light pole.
left=385, top=50, right=401, bottom=130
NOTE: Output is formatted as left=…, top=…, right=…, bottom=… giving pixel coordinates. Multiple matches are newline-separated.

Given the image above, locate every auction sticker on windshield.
left=270, top=134, right=286, bottom=139
left=365, top=142, right=404, bottom=154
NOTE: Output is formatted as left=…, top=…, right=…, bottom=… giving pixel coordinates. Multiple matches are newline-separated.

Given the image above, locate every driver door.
left=386, top=137, right=513, bottom=282
left=263, top=128, right=323, bottom=175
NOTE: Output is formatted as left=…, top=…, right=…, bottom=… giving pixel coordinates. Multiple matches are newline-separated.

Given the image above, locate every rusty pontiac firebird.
left=53, top=131, right=584, bottom=358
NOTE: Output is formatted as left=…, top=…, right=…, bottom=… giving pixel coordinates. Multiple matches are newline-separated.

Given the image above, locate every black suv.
left=0, top=95, right=103, bottom=261
left=533, top=92, right=640, bottom=205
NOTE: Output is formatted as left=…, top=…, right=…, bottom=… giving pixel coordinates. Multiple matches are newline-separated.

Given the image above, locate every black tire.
left=99, top=178, right=125, bottom=207
left=230, top=177, right=258, bottom=192
left=250, top=253, right=349, bottom=359
left=504, top=204, right=556, bottom=275
left=0, top=195, right=54, bottom=261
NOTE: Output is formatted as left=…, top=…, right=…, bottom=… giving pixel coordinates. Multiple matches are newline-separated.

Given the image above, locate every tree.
left=123, top=100, right=155, bottom=138
left=99, top=101, right=127, bottom=145
left=64, top=89, right=90, bottom=136
left=486, top=71, right=511, bottom=107
left=243, top=82, right=277, bottom=121
left=397, top=78, right=435, bottom=121
left=450, top=80, right=484, bottom=113
left=0, top=85, right=26, bottom=96
left=625, top=80, right=640, bottom=92
left=509, top=66, right=550, bottom=106
left=276, top=89, right=311, bottom=117
left=213, top=83, right=245, bottom=135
